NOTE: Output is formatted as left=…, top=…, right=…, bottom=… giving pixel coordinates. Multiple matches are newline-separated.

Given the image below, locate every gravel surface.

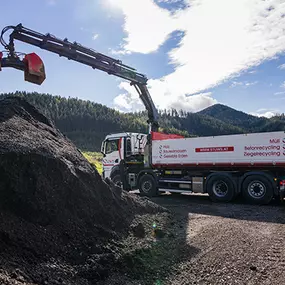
left=102, top=194, right=285, bottom=285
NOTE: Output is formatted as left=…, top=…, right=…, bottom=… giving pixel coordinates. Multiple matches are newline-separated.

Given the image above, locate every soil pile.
left=0, top=96, right=165, bottom=284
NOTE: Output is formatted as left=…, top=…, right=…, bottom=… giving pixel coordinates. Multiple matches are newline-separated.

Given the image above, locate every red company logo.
left=195, top=146, right=234, bottom=153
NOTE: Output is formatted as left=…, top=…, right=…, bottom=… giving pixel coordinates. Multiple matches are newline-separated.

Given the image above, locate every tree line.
left=1, top=91, right=284, bottom=151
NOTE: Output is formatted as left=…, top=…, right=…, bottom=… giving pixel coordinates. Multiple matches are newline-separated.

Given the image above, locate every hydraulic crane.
left=0, top=23, right=159, bottom=132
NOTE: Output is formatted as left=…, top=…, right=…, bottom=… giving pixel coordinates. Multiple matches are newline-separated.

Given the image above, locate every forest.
left=1, top=91, right=285, bottom=151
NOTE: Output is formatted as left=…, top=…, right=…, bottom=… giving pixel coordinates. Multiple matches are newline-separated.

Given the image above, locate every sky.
left=0, top=0, right=285, bottom=118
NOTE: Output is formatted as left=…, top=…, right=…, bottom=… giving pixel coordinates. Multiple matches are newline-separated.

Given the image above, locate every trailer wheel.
left=242, top=175, right=273, bottom=205
left=206, top=175, right=235, bottom=203
left=138, top=174, right=157, bottom=197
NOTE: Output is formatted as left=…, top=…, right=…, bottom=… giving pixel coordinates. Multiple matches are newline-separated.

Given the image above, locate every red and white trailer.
left=152, top=131, right=285, bottom=169
left=102, top=131, right=285, bottom=205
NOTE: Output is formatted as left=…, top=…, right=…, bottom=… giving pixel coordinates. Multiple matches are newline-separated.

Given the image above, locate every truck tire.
left=242, top=175, right=273, bottom=205
left=138, top=174, right=157, bottom=197
left=206, top=174, right=235, bottom=203
left=111, top=174, right=122, bottom=188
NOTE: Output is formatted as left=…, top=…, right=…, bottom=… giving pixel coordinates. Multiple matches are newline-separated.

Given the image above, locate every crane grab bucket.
left=23, top=53, right=46, bottom=85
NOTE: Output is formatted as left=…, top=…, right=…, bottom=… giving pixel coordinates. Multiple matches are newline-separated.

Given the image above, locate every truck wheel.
left=207, top=175, right=235, bottom=203
left=242, top=175, right=273, bottom=205
left=138, top=174, right=157, bottom=197
left=111, top=174, right=122, bottom=188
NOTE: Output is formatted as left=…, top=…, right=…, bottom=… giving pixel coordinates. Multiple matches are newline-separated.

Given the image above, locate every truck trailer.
left=101, top=130, right=285, bottom=205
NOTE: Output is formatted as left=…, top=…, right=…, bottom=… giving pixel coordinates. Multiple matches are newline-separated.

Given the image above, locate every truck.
left=1, top=23, right=285, bottom=205
left=101, top=130, right=285, bottom=204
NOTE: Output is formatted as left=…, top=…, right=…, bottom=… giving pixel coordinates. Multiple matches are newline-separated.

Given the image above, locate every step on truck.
left=1, top=23, right=284, bottom=204
left=101, top=130, right=285, bottom=205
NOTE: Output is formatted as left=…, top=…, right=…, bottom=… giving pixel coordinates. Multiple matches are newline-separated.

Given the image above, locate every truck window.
left=105, top=140, right=119, bottom=154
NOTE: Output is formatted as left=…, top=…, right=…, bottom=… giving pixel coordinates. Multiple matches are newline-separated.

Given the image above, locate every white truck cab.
left=101, top=132, right=148, bottom=184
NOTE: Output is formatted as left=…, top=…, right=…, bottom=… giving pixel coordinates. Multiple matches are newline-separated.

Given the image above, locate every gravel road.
left=103, top=193, right=285, bottom=285
left=155, top=194, right=285, bottom=285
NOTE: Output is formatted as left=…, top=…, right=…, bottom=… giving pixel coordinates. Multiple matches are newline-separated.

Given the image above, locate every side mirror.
left=23, top=53, right=46, bottom=85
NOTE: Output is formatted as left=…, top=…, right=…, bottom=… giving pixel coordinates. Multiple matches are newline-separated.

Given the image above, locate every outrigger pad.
left=23, top=53, right=46, bottom=85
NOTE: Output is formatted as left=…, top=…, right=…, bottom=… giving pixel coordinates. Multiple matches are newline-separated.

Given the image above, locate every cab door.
left=102, top=138, right=121, bottom=179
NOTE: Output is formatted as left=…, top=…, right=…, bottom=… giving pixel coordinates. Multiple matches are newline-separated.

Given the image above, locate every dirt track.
left=103, top=193, right=285, bottom=285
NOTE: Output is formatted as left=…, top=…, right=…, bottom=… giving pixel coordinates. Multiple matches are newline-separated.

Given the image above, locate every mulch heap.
left=0, top=96, right=166, bottom=285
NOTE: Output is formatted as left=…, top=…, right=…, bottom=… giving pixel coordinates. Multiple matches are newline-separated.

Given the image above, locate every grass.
left=81, top=151, right=103, bottom=175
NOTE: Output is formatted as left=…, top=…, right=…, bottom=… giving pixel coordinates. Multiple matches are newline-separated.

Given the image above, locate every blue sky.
left=0, top=0, right=285, bottom=117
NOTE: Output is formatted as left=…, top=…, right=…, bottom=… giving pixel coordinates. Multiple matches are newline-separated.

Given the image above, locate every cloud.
left=103, top=0, right=180, bottom=54
left=245, top=81, right=258, bottom=87
left=250, top=108, right=278, bottom=118
left=170, top=92, right=217, bottom=112
left=156, top=0, right=183, bottom=3
left=230, top=81, right=244, bottom=88
left=230, top=81, right=258, bottom=88
left=113, top=82, right=144, bottom=112
left=278, top=63, right=285, bottom=70
left=274, top=91, right=285, bottom=95
left=281, top=81, right=285, bottom=88
left=114, top=81, right=217, bottom=112
left=103, top=0, right=285, bottom=112
left=92, top=34, right=99, bottom=40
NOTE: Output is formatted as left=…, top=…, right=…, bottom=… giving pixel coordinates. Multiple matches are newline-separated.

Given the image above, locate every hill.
left=198, top=103, right=285, bottom=133
left=1, top=92, right=285, bottom=151
left=198, top=103, right=262, bottom=128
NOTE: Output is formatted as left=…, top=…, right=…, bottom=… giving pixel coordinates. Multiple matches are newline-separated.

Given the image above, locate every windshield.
left=105, top=139, right=119, bottom=154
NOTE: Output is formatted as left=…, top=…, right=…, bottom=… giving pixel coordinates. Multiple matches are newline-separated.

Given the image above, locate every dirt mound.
left=0, top=96, right=165, bottom=284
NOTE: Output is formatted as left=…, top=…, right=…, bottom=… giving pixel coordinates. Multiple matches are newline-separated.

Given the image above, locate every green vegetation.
left=81, top=151, right=103, bottom=175
left=1, top=92, right=285, bottom=152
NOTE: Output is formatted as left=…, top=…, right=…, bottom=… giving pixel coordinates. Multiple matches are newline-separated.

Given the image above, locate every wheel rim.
left=248, top=180, right=266, bottom=199
left=212, top=180, right=228, bottom=198
left=142, top=180, right=152, bottom=193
